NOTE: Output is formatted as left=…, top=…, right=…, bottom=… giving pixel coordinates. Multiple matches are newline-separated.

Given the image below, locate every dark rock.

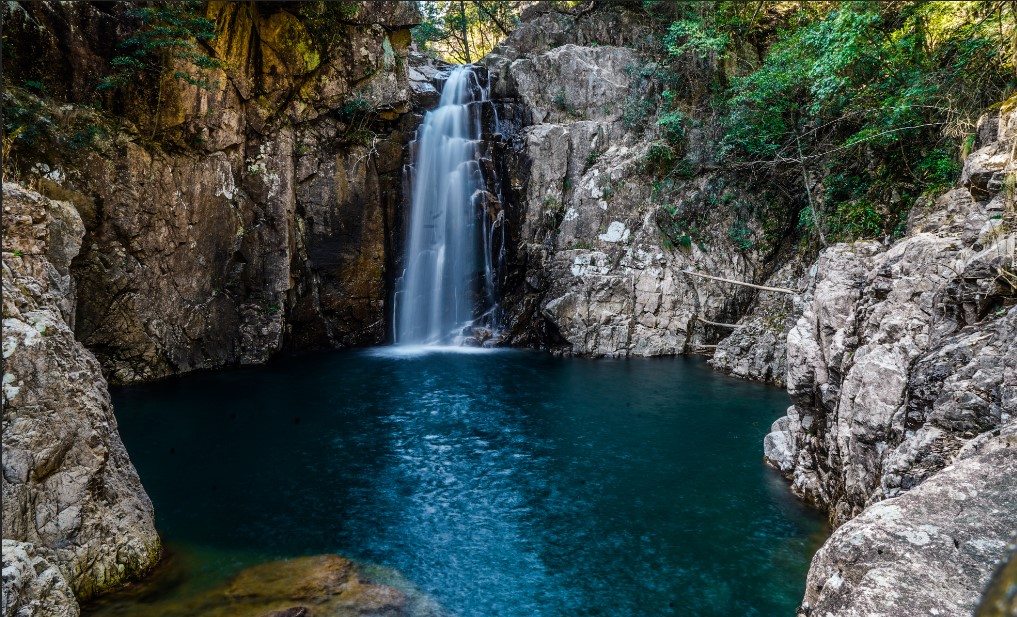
left=5, top=1, right=433, bottom=383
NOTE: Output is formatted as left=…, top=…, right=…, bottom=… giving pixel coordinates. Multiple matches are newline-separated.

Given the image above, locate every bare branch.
left=695, top=316, right=744, bottom=329
left=681, top=270, right=798, bottom=295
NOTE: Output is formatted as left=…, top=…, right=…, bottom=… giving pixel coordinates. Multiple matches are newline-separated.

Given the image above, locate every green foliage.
left=338, top=96, right=372, bottom=122
left=622, top=63, right=668, bottom=132
left=99, top=3, right=223, bottom=93
left=3, top=88, right=53, bottom=149
left=299, top=2, right=360, bottom=54
left=642, top=142, right=678, bottom=176
left=543, top=194, right=566, bottom=230
left=656, top=108, right=687, bottom=144
left=662, top=19, right=728, bottom=59
left=337, top=92, right=378, bottom=145
left=655, top=201, right=711, bottom=253
left=960, top=133, right=977, bottom=160
left=727, top=221, right=753, bottom=251
left=3, top=82, right=117, bottom=180
left=721, top=1, right=1014, bottom=241
left=633, top=1, right=1012, bottom=249
left=551, top=89, right=581, bottom=117
left=828, top=199, right=885, bottom=241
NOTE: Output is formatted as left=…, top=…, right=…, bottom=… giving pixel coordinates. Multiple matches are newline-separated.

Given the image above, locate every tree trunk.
left=459, top=1, right=472, bottom=64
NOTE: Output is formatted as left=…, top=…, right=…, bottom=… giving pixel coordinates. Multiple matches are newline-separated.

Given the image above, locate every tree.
left=639, top=1, right=1015, bottom=245
left=412, top=1, right=522, bottom=64
left=99, top=2, right=224, bottom=138
left=722, top=1, right=1014, bottom=242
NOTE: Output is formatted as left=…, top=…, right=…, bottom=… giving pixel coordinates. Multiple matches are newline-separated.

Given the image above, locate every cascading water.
left=394, top=66, right=503, bottom=346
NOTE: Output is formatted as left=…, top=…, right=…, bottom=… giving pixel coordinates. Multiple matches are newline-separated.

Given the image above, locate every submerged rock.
left=976, top=539, right=1017, bottom=617
left=88, top=554, right=416, bottom=617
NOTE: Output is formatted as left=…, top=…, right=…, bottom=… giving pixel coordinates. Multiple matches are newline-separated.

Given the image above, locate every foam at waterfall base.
left=370, top=344, right=513, bottom=359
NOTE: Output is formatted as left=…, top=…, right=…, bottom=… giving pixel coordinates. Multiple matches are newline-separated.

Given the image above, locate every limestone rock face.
left=485, top=9, right=785, bottom=361
left=2, top=184, right=161, bottom=605
left=760, top=108, right=1017, bottom=613
left=4, top=1, right=423, bottom=383
left=799, top=428, right=1017, bottom=617
left=1, top=540, right=79, bottom=617
left=766, top=112, right=1016, bottom=525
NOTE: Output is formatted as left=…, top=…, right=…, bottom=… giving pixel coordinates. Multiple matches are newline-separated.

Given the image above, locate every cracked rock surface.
left=767, top=107, right=1016, bottom=614
left=2, top=184, right=161, bottom=611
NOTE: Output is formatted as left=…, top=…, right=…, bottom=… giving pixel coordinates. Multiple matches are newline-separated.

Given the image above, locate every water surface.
left=92, top=350, right=826, bottom=616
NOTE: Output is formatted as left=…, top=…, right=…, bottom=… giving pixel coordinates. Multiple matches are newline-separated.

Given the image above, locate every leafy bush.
left=634, top=1, right=1012, bottom=250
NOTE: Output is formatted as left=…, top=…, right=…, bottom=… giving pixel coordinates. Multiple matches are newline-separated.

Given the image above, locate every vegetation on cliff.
left=640, top=0, right=1015, bottom=248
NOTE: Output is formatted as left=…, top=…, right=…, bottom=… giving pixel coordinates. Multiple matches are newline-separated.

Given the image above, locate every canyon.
left=2, top=1, right=1015, bottom=615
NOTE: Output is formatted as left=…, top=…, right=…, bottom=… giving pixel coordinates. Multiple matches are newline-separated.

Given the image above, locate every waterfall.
left=394, top=66, right=502, bottom=346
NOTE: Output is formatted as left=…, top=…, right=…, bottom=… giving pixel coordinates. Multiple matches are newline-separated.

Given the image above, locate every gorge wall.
left=482, top=7, right=800, bottom=380
left=3, top=1, right=426, bottom=614
left=767, top=103, right=1017, bottom=616
left=3, top=0, right=426, bottom=384
left=477, top=4, right=1016, bottom=615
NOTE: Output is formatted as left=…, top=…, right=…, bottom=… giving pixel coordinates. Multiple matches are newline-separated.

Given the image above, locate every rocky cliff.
left=2, top=184, right=161, bottom=615
left=2, top=2, right=425, bottom=613
left=765, top=106, right=1017, bottom=613
left=3, top=0, right=424, bottom=384
left=3, top=1, right=1015, bottom=615
left=765, top=104, right=1014, bottom=517
left=482, top=5, right=802, bottom=370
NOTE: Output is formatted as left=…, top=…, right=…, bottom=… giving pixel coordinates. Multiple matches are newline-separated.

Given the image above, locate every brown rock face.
left=4, top=1, right=426, bottom=383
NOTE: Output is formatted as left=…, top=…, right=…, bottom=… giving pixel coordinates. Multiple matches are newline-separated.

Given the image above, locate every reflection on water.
left=88, top=351, right=827, bottom=617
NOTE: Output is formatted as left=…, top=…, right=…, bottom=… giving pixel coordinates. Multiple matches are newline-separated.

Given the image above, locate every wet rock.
left=90, top=554, right=411, bottom=617
left=2, top=184, right=161, bottom=607
left=259, top=609, right=309, bottom=617
left=227, top=554, right=406, bottom=614
left=976, top=538, right=1017, bottom=617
